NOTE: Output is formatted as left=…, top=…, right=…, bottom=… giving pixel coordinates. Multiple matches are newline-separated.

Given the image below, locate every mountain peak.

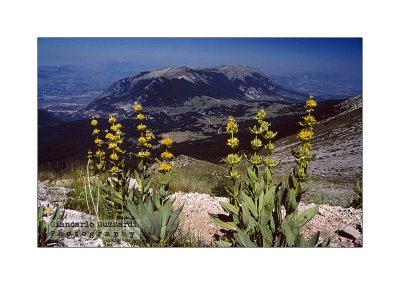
left=206, top=64, right=265, bottom=81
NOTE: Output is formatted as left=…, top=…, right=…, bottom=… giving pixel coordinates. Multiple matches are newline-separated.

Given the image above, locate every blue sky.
left=38, top=38, right=362, bottom=77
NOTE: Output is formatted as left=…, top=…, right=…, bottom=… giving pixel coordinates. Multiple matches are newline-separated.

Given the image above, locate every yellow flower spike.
left=144, top=143, right=152, bottom=149
left=108, top=115, right=117, bottom=124
left=91, top=118, right=98, bottom=126
left=159, top=163, right=172, bottom=173
left=161, top=135, right=173, bottom=147
left=115, top=129, right=122, bottom=136
left=226, top=116, right=238, bottom=134
left=227, top=137, right=240, bottom=148
left=92, top=129, right=100, bottom=135
left=110, top=153, right=119, bottom=160
left=137, top=124, right=147, bottom=131
left=161, top=151, right=174, bottom=160
left=137, top=113, right=145, bottom=120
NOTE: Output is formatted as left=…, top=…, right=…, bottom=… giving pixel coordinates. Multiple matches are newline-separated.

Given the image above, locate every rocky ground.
left=38, top=182, right=362, bottom=247
left=170, top=192, right=362, bottom=247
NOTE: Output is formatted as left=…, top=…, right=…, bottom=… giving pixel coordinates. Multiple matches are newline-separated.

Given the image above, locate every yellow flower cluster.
left=256, top=109, right=266, bottom=123
left=137, top=123, right=146, bottom=131
left=134, top=102, right=142, bottom=112
left=110, top=153, right=119, bottom=161
left=161, top=135, right=173, bottom=147
left=227, top=137, right=239, bottom=148
left=305, top=95, right=317, bottom=110
left=159, top=162, right=172, bottom=173
left=251, top=136, right=263, bottom=149
left=298, top=129, right=314, bottom=142
left=136, top=150, right=150, bottom=158
left=161, top=151, right=174, bottom=160
left=226, top=116, right=239, bottom=134
left=108, top=115, right=117, bottom=124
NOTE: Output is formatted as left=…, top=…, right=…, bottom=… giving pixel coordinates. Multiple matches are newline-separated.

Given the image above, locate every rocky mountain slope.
left=270, top=95, right=362, bottom=205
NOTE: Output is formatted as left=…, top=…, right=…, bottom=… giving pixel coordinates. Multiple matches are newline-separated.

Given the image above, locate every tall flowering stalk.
left=223, top=116, right=242, bottom=208
left=290, top=95, right=317, bottom=184
left=157, top=135, right=174, bottom=197
left=88, top=117, right=106, bottom=174
left=103, top=114, right=126, bottom=220
left=106, top=115, right=125, bottom=179
left=133, top=101, right=153, bottom=200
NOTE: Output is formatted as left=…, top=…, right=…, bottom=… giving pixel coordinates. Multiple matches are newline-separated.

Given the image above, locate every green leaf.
left=215, top=240, right=233, bottom=247
left=239, top=192, right=258, bottom=218
left=235, top=229, right=256, bottom=247
left=318, top=234, right=331, bottom=247
left=264, top=167, right=272, bottom=185
left=281, top=214, right=296, bottom=246
left=209, top=213, right=237, bottom=231
left=219, top=201, right=239, bottom=216
left=259, top=223, right=273, bottom=247
left=246, top=167, right=258, bottom=184
left=306, top=231, right=320, bottom=247
left=297, top=205, right=319, bottom=227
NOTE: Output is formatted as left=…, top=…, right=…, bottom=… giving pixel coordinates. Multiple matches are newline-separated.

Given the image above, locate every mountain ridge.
left=81, top=64, right=309, bottom=117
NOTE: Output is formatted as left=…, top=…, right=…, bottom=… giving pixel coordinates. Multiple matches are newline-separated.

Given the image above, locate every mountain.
left=81, top=65, right=309, bottom=117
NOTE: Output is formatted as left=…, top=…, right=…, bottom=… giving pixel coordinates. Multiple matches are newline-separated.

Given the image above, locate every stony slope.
left=270, top=95, right=362, bottom=205
left=38, top=182, right=362, bottom=247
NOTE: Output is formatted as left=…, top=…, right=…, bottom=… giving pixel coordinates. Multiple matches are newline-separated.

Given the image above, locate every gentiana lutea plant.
left=210, top=95, right=331, bottom=247
left=86, top=101, right=183, bottom=246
